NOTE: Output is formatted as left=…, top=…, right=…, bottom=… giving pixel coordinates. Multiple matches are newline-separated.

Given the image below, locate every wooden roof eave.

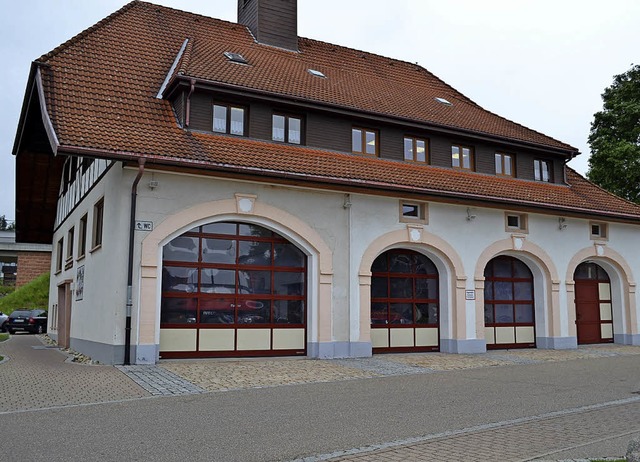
left=12, top=62, right=60, bottom=157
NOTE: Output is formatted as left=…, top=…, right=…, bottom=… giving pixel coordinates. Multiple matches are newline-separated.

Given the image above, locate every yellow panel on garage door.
left=495, top=327, right=515, bottom=344
left=272, top=328, right=305, bottom=350
left=415, top=328, right=438, bottom=347
left=371, top=329, right=389, bottom=348
left=199, top=329, right=235, bottom=351
left=160, top=329, right=197, bottom=352
left=390, top=328, right=414, bottom=348
left=237, top=329, right=271, bottom=350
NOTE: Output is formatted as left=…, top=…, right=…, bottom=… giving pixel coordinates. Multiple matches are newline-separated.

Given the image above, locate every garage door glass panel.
left=200, top=298, right=234, bottom=323
left=494, top=281, right=513, bottom=300
left=495, top=304, right=514, bottom=323
left=274, top=272, right=304, bottom=295
left=238, top=300, right=271, bottom=324
left=390, top=278, right=412, bottom=298
left=389, top=255, right=411, bottom=273
left=161, top=298, right=197, bottom=324
left=164, top=237, right=199, bottom=262
left=390, top=303, right=413, bottom=324
left=163, top=267, right=198, bottom=293
left=202, top=222, right=236, bottom=235
left=514, top=282, right=532, bottom=300
left=202, top=239, right=236, bottom=264
left=515, top=304, right=534, bottom=323
left=274, top=243, right=305, bottom=267
left=415, top=303, right=438, bottom=324
left=371, top=302, right=387, bottom=325
left=243, top=270, right=271, bottom=294
left=274, top=300, right=304, bottom=324
left=239, top=241, right=271, bottom=264
left=371, top=277, right=388, bottom=298
left=200, top=269, right=235, bottom=293
left=416, top=278, right=437, bottom=298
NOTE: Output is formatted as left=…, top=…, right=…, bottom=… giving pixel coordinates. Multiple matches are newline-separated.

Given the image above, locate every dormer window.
left=404, top=137, right=428, bottom=163
left=534, top=159, right=552, bottom=182
left=352, top=128, right=378, bottom=156
left=451, top=144, right=474, bottom=170
left=495, top=153, right=515, bottom=177
left=213, top=104, right=245, bottom=136
left=272, top=114, right=302, bottom=144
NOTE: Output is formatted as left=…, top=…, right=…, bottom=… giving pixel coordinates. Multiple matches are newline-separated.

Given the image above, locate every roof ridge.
left=37, top=1, right=140, bottom=63
left=566, top=166, right=640, bottom=209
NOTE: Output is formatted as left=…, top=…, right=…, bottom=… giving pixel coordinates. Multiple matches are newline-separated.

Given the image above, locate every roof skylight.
left=224, top=51, right=248, bottom=64
left=435, top=97, right=452, bottom=106
left=308, top=69, right=326, bottom=78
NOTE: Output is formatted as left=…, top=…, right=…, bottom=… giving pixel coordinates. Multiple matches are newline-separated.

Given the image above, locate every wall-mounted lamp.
left=558, top=217, right=567, bottom=230
left=466, top=208, right=476, bottom=221
left=343, top=194, right=352, bottom=209
left=148, top=180, right=159, bottom=190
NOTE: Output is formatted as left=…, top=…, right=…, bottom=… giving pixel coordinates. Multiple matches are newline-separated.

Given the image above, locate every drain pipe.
left=125, top=157, right=146, bottom=365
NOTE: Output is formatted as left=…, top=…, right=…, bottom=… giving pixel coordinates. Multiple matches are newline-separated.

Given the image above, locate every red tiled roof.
left=33, top=1, right=640, bottom=220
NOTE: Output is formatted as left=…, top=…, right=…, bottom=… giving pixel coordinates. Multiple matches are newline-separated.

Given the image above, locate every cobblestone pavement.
left=160, top=344, right=640, bottom=392
left=115, top=365, right=206, bottom=395
left=0, top=334, right=147, bottom=413
left=296, top=398, right=640, bottom=462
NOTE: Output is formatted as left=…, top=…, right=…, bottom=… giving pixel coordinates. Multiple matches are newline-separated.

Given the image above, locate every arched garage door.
left=484, top=256, right=535, bottom=349
left=370, top=249, right=440, bottom=352
left=159, top=222, right=307, bottom=358
left=574, top=262, right=613, bottom=344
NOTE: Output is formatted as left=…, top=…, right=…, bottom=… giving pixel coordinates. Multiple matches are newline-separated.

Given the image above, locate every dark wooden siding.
left=238, top=0, right=297, bottom=51
left=184, top=87, right=567, bottom=185
left=171, top=90, right=185, bottom=127
left=189, top=92, right=213, bottom=132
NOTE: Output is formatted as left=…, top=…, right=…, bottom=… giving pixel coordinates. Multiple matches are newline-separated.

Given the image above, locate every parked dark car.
left=0, top=311, right=8, bottom=332
left=5, top=309, right=48, bottom=334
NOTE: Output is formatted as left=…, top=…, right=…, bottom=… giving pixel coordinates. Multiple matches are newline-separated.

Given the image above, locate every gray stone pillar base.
left=440, top=339, right=486, bottom=354
left=536, top=336, right=577, bottom=350
left=307, top=341, right=372, bottom=359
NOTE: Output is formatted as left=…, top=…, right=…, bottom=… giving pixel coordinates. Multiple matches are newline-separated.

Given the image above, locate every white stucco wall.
left=49, top=163, right=640, bottom=363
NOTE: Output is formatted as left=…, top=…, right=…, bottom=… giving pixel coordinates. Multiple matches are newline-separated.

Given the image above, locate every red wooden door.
left=574, top=280, right=601, bottom=344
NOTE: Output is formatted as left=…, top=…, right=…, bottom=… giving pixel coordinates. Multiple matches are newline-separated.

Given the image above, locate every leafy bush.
left=0, top=285, right=15, bottom=297
left=0, top=273, right=49, bottom=315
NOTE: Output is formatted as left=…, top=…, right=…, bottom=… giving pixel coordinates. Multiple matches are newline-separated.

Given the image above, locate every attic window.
left=224, top=51, right=248, bottom=64
left=435, top=97, right=452, bottom=106
left=308, top=69, right=326, bottom=78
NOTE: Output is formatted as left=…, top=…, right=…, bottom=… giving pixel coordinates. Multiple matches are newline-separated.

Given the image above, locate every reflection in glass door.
left=484, top=256, right=535, bottom=349
left=370, top=249, right=440, bottom=352
left=160, top=222, right=307, bottom=358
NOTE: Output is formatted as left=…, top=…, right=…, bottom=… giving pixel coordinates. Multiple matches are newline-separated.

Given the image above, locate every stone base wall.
left=16, top=251, right=51, bottom=287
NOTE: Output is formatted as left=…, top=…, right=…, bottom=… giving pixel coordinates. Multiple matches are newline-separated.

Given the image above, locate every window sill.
left=90, top=244, right=102, bottom=254
left=76, top=255, right=86, bottom=263
left=64, top=260, right=73, bottom=271
left=54, top=269, right=62, bottom=276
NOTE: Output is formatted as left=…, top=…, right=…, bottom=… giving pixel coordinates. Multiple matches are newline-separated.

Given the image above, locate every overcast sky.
left=1, top=0, right=638, bottom=222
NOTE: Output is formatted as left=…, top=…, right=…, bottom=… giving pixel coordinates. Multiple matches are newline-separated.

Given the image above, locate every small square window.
left=400, top=201, right=428, bottom=223
left=590, top=222, right=608, bottom=240
left=505, top=212, right=528, bottom=233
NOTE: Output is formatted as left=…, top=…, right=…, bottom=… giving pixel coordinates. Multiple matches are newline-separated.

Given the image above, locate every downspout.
left=125, top=157, right=146, bottom=365
left=185, top=79, right=195, bottom=128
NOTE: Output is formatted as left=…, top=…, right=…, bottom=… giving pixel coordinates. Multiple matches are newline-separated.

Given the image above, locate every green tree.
left=587, top=64, right=640, bottom=203
left=0, top=215, right=15, bottom=231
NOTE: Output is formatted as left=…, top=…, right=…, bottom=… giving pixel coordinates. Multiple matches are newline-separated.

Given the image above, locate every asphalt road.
left=2, top=355, right=639, bottom=462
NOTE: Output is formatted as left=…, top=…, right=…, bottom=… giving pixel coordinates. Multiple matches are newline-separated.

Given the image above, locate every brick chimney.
left=238, top=0, right=298, bottom=52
